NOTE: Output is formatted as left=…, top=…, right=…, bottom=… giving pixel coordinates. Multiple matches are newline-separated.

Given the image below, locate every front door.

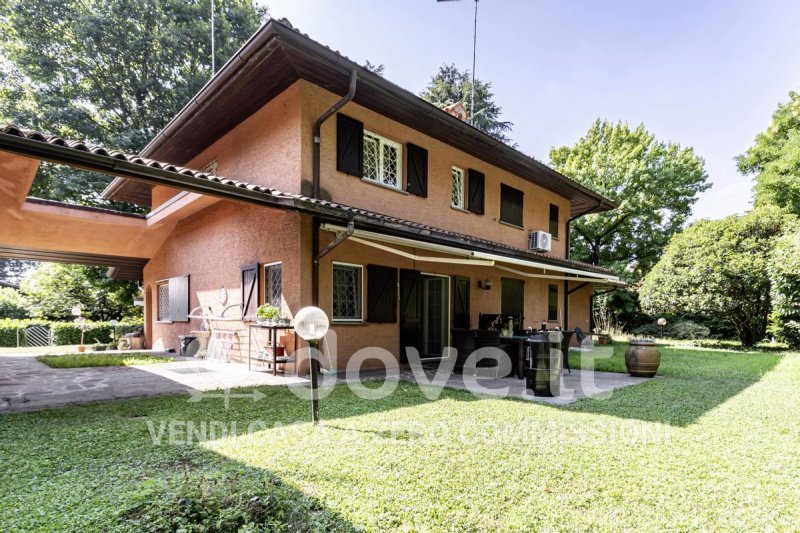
left=400, top=270, right=450, bottom=360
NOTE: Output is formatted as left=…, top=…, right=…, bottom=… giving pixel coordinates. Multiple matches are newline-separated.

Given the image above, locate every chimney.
left=443, top=102, right=469, bottom=122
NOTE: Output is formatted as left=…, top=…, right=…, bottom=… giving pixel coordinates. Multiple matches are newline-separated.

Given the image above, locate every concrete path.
left=0, top=353, right=306, bottom=414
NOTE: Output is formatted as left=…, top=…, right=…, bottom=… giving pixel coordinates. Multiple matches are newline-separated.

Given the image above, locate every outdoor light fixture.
left=478, top=279, right=493, bottom=290
left=293, top=306, right=330, bottom=424
left=657, top=317, right=667, bottom=338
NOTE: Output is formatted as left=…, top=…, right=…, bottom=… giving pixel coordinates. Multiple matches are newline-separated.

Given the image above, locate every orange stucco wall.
left=302, top=82, right=570, bottom=257
left=143, top=200, right=303, bottom=351
left=149, top=81, right=305, bottom=210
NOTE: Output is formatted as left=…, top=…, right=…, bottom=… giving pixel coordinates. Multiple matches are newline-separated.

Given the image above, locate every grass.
left=36, top=352, right=173, bottom=368
left=1, top=347, right=799, bottom=531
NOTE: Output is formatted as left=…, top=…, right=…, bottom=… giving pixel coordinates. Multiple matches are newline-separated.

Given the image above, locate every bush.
left=0, top=287, right=28, bottom=319
left=769, top=223, right=800, bottom=348
left=0, top=319, right=143, bottom=347
left=633, top=320, right=710, bottom=340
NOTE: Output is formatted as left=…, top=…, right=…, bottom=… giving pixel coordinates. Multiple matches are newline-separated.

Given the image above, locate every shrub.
left=0, top=319, right=143, bottom=347
left=0, top=287, right=28, bottom=319
left=769, top=223, right=800, bottom=348
left=632, top=320, right=710, bottom=340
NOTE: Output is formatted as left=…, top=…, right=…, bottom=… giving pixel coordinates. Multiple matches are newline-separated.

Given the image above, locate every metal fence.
left=24, top=325, right=53, bottom=347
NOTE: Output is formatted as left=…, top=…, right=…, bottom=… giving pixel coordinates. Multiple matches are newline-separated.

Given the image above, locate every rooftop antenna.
left=210, top=0, right=216, bottom=74
left=437, top=0, right=479, bottom=126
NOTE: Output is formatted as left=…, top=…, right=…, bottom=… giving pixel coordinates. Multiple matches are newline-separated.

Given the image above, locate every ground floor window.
left=332, top=263, right=363, bottom=321
left=157, top=282, right=170, bottom=322
left=156, top=275, right=190, bottom=323
left=264, top=262, right=282, bottom=308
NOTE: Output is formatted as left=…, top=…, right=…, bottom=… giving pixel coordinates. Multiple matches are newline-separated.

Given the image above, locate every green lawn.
left=1, top=347, right=799, bottom=531
left=36, top=353, right=174, bottom=368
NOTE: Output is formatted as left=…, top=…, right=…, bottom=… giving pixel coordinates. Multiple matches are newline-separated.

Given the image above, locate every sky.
left=260, top=0, right=800, bottom=221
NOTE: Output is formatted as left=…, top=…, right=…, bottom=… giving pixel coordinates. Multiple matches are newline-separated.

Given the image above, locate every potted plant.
left=625, top=338, right=661, bottom=377
left=74, top=317, right=89, bottom=353
left=92, top=339, right=107, bottom=352
left=593, top=327, right=612, bottom=345
left=256, top=304, right=280, bottom=326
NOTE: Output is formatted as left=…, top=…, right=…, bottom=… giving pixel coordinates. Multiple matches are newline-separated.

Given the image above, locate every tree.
left=421, top=64, right=514, bottom=144
left=737, top=91, right=800, bottom=215
left=363, top=60, right=385, bottom=76
left=549, top=120, right=709, bottom=276
left=0, top=0, right=267, bottom=207
left=0, top=287, right=28, bottom=319
left=768, top=219, right=800, bottom=348
left=0, top=259, right=34, bottom=285
left=20, top=263, right=141, bottom=321
left=639, top=207, right=789, bottom=347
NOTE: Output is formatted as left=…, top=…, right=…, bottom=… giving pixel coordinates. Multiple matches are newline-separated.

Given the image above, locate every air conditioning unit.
left=529, top=230, right=552, bottom=252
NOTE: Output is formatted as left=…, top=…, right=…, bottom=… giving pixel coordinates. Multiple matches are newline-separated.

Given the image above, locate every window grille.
left=157, top=283, right=170, bottom=322
left=451, top=166, right=465, bottom=208
left=363, top=131, right=402, bottom=189
left=332, top=263, right=363, bottom=321
left=264, top=263, right=282, bottom=308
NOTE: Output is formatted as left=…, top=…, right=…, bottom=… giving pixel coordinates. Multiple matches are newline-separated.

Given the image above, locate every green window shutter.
left=500, top=184, right=524, bottom=227
left=336, top=114, right=364, bottom=176
left=467, top=169, right=485, bottom=215
left=548, top=284, right=559, bottom=322
left=549, top=204, right=559, bottom=238
left=501, top=277, right=525, bottom=319
left=453, top=276, right=471, bottom=329
left=241, top=263, right=259, bottom=319
left=366, top=264, right=398, bottom=323
left=406, top=143, right=428, bottom=197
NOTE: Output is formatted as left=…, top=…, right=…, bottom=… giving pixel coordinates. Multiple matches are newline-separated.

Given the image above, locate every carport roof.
left=0, top=124, right=615, bottom=277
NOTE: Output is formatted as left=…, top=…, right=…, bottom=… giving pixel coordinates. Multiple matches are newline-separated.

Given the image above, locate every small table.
left=247, top=323, right=298, bottom=375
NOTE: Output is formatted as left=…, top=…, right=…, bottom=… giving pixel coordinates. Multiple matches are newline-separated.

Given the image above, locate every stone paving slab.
left=0, top=354, right=307, bottom=414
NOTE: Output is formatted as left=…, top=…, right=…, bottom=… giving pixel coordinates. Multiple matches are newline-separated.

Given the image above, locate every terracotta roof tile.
left=0, top=124, right=615, bottom=276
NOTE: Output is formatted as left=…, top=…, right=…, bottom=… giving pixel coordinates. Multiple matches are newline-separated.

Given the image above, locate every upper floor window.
left=549, top=204, right=560, bottom=238
left=332, top=263, right=363, bottom=322
left=451, top=166, right=465, bottom=208
left=500, top=184, right=524, bottom=227
left=363, top=131, right=402, bottom=189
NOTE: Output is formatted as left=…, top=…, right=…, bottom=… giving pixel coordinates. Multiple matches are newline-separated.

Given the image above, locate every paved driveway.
left=0, top=354, right=307, bottom=414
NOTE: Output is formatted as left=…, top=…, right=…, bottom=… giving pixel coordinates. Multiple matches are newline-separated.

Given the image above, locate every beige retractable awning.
left=320, top=224, right=621, bottom=285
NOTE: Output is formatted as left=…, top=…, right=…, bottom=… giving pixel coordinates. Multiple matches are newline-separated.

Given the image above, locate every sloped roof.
left=104, top=18, right=616, bottom=218
left=0, top=125, right=615, bottom=277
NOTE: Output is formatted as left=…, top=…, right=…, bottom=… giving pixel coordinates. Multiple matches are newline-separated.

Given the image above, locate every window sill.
left=499, top=220, right=525, bottom=230
left=361, top=178, right=408, bottom=195
left=331, top=320, right=366, bottom=326
left=450, top=205, right=471, bottom=214
left=155, top=320, right=173, bottom=324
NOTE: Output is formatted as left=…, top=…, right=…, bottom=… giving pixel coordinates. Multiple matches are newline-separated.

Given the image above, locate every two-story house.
left=0, top=19, right=620, bottom=371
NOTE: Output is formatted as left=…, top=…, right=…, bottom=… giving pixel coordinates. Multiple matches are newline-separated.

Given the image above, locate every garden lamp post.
left=109, top=319, right=119, bottom=344
left=293, top=306, right=330, bottom=424
left=657, top=318, right=667, bottom=339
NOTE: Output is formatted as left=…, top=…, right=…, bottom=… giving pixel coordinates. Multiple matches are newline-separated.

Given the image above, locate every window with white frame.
left=332, top=263, right=363, bottom=321
left=157, top=282, right=170, bottom=322
left=451, top=166, right=465, bottom=208
left=264, top=262, right=282, bottom=309
left=363, top=131, right=402, bottom=189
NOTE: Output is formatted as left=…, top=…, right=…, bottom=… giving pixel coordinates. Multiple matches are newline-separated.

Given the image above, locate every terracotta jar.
left=624, top=340, right=661, bottom=377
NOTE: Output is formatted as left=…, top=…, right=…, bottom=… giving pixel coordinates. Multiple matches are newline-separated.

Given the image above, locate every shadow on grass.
left=561, top=344, right=784, bottom=426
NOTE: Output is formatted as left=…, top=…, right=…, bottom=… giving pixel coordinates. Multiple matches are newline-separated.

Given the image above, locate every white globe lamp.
left=293, top=306, right=330, bottom=423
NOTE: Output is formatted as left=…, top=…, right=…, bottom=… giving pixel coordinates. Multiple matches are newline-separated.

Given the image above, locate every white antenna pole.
left=470, top=0, right=478, bottom=126
left=211, top=0, right=216, bottom=74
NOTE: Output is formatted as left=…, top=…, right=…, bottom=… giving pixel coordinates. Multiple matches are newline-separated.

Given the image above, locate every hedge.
left=0, top=319, right=143, bottom=347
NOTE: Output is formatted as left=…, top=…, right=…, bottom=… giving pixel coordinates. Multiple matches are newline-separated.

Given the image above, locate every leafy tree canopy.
left=20, top=263, right=142, bottom=321
left=768, top=218, right=800, bottom=347
left=420, top=64, right=514, bottom=145
left=737, top=90, right=800, bottom=215
left=0, top=287, right=28, bottom=319
left=0, top=0, right=267, bottom=207
left=549, top=119, right=709, bottom=276
left=639, top=207, right=791, bottom=347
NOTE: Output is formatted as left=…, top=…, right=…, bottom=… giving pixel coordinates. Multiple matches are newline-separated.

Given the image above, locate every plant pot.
left=92, top=344, right=107, bottom=352
left=625, top=340, right=661, bottom=377
left=77, top=345, right=86, bottom=353
left=596, top=334, right=612, bottom=345
left=274, top=345, right=285, bottom=357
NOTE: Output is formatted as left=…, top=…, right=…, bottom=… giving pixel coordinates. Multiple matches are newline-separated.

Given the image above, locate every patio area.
left=0, top=352, right=307, bottom=414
